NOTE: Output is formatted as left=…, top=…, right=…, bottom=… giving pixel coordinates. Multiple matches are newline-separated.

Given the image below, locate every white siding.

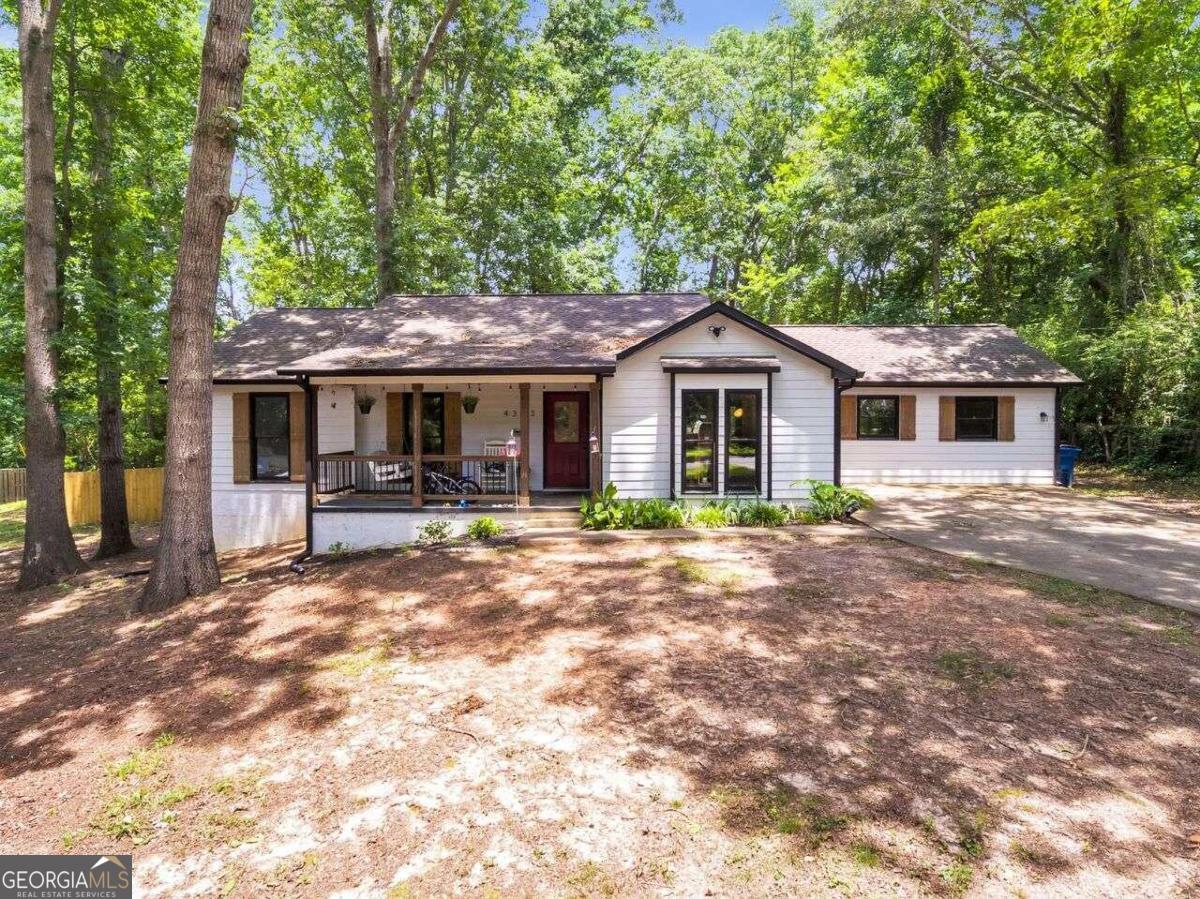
left=842, top=386, right=1057, bottom=485
left=211, top=386, right=306, bottom=551
left=602, top=313, right=836, bottom=500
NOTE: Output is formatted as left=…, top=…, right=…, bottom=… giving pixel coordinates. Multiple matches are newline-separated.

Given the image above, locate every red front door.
left=543, top=392, right=590, bottom=489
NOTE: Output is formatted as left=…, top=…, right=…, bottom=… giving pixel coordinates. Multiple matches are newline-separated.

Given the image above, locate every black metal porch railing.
left=316, top=454, right=518, bottom=501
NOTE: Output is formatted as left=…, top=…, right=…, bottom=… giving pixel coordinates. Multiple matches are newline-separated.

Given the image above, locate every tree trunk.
left=17, top=0, right=85, bottom=591
left=89, top=47, right=135, bottom=559
left=363, top=0, right=460, bottom=299
left=1103, top=78, right=1132, bottom=312
left=138, top=0, right=254, bottom=613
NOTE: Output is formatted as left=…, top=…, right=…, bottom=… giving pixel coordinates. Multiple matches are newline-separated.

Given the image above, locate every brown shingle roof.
left=213, top=294, right=712, bottom=380
left=775, top=325, right=1081, bottom=385
left=211, top=296, right=1080, bottom=386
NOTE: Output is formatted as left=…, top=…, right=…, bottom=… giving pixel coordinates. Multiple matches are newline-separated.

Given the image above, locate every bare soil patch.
left=1, top=527, right=1197, bottom=897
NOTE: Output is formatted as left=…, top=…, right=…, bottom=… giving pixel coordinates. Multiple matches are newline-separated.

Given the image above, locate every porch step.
left=521, top=511, right=583, bottom=528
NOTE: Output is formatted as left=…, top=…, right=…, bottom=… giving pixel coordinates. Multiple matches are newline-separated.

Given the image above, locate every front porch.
left=305, top=377, right=603, bottom=513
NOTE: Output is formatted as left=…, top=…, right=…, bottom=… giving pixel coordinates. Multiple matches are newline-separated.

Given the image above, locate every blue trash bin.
left=1058, top=445, right=1083, bottom=487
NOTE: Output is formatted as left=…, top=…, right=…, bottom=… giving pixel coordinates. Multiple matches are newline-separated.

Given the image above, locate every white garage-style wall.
left=602, top=312, right=837, bottom=500
left=841, top=386, right=1057, bottom=485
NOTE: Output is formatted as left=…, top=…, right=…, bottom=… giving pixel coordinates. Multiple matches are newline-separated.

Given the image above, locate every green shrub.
left=623, top=497, right=686, bottom=529
left=796, top=480, right=875, bottom=522
left=326, top=541, right=351, bottom=559
left=580, top=482, right=625, bottom=530
left=466, top=516, right=505, bottom=540
left=417, top=519, right=454, bottom=544
left=689, top=503, right=731, bottom=528
left=726, top=498, right=789, bottom=527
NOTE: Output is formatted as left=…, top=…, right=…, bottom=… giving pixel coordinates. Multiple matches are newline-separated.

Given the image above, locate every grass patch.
left=1045, top=612, right=1074, bottom=627
left=320, top=642, right=392, bottom=678
left=940, top=862, right=973, bottom=894
left=673, top=558, right=709, bottom=584
left=566, top=861, right=617, bottom=896
left=711, top=785, right=847, bottom=847
left=849, top=840, right=881, bottom=867
left=0, top=500, right=24, bottom=550
left=106, top=731, right=176, bottom=781
left=935, top=650, right=1015, bottom=689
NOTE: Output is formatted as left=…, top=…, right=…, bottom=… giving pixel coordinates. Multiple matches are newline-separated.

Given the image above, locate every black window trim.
left=955, top=395, right=999, bottom=441
left=856, top=394, right=900, bottom=441
left=724, top=388, right=762, bottom=494
left=402, top=391, right=447, bottom=455
left=680, top=388, right=719, bottom=495
left=250, top=391, right=291, bottom=482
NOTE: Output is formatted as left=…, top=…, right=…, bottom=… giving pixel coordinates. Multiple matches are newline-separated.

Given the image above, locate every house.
left=209, top=293, right=1081, bottom=553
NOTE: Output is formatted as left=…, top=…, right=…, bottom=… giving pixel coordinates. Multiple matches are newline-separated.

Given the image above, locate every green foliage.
left=724, top=498, right=789, bottom=527
left=797, top=481, right=875, bottom=522
left=580, top=482, right=626, bottom=530
left=581, top=485, right=793, bottom=530
left=466, top=516, right=505, bottom=540
left=416, top=520, right=453, bottom=545
left=688, top=503, right=731, bottom=528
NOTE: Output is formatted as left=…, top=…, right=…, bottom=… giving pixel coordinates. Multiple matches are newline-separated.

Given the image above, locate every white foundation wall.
left=841, top=386, right=1058, bottom=485
left=602, top=313, right=836, bottom=499
left=313, top=509, right=525, bottom=553
left=212, top=386, right=306, bottom=551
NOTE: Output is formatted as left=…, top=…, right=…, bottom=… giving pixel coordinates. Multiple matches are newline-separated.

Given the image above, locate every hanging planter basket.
left=462, top=395, right=480, bottom=414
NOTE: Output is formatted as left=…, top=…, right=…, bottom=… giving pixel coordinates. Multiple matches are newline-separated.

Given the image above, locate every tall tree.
left=16, top=0, right=85, bottom=589
left=139, top=0, right=254, bottom=612
left=87, top=45, right=135, bottom=558
left=364, top=0, right=460, bottom=297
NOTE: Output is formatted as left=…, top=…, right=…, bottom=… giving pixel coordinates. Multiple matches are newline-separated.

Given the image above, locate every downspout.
left=833, top=377, right=856, bottom=487
left=291, top=375, right=315, bottom=572
left=1054, top=386, right=1062, bottom=485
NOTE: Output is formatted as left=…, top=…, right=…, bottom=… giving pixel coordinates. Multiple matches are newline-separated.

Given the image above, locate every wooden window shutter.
left=938, top=396, right=956, bottom=441
left=899, top=395, right=916, bottom=440
left=386, top=392, right=403, bottom=453
left=839, top=394, right=857, bottom=440
left=232, top=393, right=251, bottom=483
left=444, top=392, right=462, bottom=454
left=998, top=396, right=1016, bottom=441
left=289, top=392, right=306, bottom=482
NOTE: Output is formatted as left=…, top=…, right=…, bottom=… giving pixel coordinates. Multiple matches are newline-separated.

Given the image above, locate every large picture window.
left=857, top=396, right=899, bottom=440
left=681, top=390, right=718, bottom=493
left=251, top=393, right=290, bottom=480
left=955, top=396, right=998, bottom=440
left=725, top=390, right=761, bottom=493
left=402, top=393, right=445, bottom=454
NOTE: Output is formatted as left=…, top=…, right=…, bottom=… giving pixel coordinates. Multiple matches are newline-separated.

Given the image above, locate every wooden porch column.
left=518, top=383, right=531, bottom=506
left=589, top=380, right=601, bottom=497
left=411, top=383, right=423, bottom=508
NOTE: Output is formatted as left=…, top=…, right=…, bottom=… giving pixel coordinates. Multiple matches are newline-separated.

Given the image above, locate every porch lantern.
left=505, top=433, right=520, bottom=458
left=589, top=431, right=600, bottom=455
left=356, top=393, right=376, bottom=416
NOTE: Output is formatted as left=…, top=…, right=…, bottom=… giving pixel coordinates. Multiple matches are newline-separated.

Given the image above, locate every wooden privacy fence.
left=0, top=468, right=26, bottom=503
left=64, top=467, right=165, bottom=527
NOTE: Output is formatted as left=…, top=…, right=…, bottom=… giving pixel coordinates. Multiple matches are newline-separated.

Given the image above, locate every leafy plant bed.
left=579, top=482, right=874, bottom=530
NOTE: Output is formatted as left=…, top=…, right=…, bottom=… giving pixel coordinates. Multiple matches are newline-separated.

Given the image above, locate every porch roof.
left=214, top=293, right=711, bottom=381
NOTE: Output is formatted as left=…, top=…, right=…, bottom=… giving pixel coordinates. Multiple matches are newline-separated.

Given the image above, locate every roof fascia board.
left=851, top=379, right=1084, bottom=388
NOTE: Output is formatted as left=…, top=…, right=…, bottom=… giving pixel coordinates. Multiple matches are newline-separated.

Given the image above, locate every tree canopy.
left=1, top=0, right=1197, bottom=471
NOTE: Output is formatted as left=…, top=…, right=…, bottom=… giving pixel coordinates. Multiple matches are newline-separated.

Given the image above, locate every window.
left=955, top=396, right=998, bottom=440
left=681, top=390, right=718, bottom=493
left=857, top=396, right=899, bottom=440
left=402, top=393, right=445, bottom=454
left=725, top=390, right=761, bottom=493
left=251, top=393, right=290, bottom=480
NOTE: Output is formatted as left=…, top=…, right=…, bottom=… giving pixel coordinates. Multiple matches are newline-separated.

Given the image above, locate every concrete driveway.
left=857, top=485, right=1200, bottom=615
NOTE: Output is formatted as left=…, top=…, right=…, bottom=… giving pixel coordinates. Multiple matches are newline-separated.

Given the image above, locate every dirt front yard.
left=1, top=526, right=1197, bottom=897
